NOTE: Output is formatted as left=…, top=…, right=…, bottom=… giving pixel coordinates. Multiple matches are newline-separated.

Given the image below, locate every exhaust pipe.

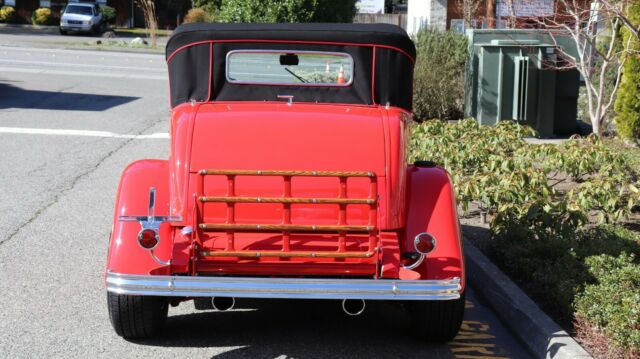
left=211, top=297, right=235, bottom=311
left=342, top=299, right=366, bottom=316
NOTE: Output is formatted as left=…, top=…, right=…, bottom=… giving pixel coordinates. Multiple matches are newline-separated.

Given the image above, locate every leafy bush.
left=191, top=0, right=221, bottom=21
left=410, top=120, right=640, bottom=223
left=100, top=5, right=116, bottom=25
left=184, top=8, right=211, bottom=23
left=31, top=8, right=52, bottom=25
left=410, top=119, right=640, bottom=355
left=311, top=0, right=357, bottom=23
left=491, top=225, right=640, bottom=335
left=0, top=6, right=17, bottom=23
left=217, top=0, right=356, bottom=23
left=614, top=3, right=640, bottom=141
left=575, top=253, right=640, bottom=354
left=412, top=29, right=468, bottom=121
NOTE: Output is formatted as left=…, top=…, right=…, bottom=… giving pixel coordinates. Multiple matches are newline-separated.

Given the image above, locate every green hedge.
left=100, top=5, right=116, bottom=25
left=575, top=252, right=640, bottom=352
left=217, top=0, right=356, bottom=23
left=412, top=29, right=468, bottom=121
left=410, top=119, right=640, bottom=355
left=614, top=3, right=640, bottom=141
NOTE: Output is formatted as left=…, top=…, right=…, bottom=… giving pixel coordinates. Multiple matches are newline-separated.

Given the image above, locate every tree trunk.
left=487, top=0, right=496, bottom=28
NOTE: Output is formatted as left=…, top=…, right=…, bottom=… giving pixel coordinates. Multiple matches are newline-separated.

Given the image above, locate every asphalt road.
left=0, top=39, right=532, bottom=359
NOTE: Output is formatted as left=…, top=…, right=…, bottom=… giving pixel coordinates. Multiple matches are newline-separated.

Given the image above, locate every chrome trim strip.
left=118, top=215, right=183, bottom=223
left=106, top=272, right=461, bottom=300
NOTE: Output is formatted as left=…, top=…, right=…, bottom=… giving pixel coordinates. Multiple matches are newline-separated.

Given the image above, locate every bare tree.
left=135, top=0, right=158, bottom=47
left=535, top=0, right=639, bottom=135
left=455, top=0, right=482, bottom=28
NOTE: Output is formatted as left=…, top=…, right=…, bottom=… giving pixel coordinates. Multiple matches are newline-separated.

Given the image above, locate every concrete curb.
left=464, top=238, right=593, bottom=359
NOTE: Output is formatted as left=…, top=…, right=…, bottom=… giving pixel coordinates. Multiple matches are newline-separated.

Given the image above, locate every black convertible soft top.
left=166, top=23, right=416, bottom=111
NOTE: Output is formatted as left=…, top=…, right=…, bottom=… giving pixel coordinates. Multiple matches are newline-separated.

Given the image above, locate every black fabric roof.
left=166, top=23, right=416, bottom=61
left=165, top=23, right=415, bottom=111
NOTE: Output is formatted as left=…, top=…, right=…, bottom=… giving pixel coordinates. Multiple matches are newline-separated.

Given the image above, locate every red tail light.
left=414, top=232, right=436, bottom=254
left=137, top=229, right=159, bottom=250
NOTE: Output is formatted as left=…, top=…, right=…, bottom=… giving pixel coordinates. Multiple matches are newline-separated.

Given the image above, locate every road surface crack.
left=0, top=117, right=164, bottom=247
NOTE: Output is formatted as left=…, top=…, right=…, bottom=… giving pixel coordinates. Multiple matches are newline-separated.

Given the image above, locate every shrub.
left=31, top=8, right=52, bottom=25
left=191, top=0, right=221, bottom=21
left=100, top=5, right=116, bottom=25
left=311, top=0, right=357, bottom=23
left=217, top=0, right=357, bottom=23
left=184, top=8, right=210, bottom=23
left=0, top=6, right=17, bottom=23
left=614, top=3, right=640, bottom=141
left=412, top=29, right=468, bottom=121
left=410, top=120, right=640, bottom=223
left=218, top=0, right=317, bottom=23
left=574, top=253, right=640, bottom=355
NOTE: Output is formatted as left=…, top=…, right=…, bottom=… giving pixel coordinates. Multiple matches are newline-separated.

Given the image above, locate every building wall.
left=407, top=0, right=448, bottom=35
left=447, top=0, right=593, bottom=31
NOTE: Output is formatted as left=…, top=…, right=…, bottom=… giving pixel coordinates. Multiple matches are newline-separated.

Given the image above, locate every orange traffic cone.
left=337, top=65, right=345, bottom=84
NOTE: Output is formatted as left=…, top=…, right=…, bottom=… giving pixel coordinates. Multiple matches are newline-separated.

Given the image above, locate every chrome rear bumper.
left=106, top=272, right=461, bottom=300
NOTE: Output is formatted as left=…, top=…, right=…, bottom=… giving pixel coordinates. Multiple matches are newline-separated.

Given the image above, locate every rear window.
left=226, top=50, right=354, bottom=86
left=65, top=5, right=93, bottom=15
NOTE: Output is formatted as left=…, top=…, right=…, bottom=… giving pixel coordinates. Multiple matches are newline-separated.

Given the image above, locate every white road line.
left=0, top=45, right=163, bottom=59
left=0, top=127, right=169, bottom=139
left=0, top=59, right=166, bottom=72
left=0, top=66, right=166, bottom=80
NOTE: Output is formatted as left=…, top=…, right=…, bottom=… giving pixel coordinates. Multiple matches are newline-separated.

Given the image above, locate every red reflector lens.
left=414, top=233, right=435, bottom=254
left=138, top=229, right=159, bottom=249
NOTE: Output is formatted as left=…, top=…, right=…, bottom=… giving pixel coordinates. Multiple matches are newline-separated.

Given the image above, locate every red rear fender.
left=404, top=166, right=465, bottom=289
left=106, top=160, right=181, bottom=276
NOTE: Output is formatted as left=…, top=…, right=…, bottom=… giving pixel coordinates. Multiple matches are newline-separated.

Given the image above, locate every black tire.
left=107, top=292, right=168, bottom=339
left=59, top=28, right=67, bottom=35
left=408, top=292, right=466, bottom=342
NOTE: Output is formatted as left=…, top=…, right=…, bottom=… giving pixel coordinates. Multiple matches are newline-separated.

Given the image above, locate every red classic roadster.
left=106, top=23, right=465, bottom=341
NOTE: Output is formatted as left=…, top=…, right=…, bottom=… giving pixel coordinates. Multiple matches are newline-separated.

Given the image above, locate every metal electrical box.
left=464, top=30, right=581, bottom=137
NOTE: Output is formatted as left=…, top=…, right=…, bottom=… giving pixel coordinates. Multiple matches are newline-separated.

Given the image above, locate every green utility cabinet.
left=465, top=30, right=581, bottom=137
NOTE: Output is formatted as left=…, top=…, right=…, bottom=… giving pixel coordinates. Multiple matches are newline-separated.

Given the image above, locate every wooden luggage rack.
left=194, top=169, right=379, bottom=259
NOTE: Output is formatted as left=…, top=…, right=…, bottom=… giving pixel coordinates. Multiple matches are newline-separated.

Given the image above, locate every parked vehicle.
left=59, top=3, right=102, bottom=35
left=105, top=23, right=466, bottom=341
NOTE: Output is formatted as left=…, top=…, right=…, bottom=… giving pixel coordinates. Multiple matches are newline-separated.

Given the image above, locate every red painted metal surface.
left=107, top=101, right=464, bottom=282
left=403, top=165, right=466, bottom=290
left=106, top=160, right=177, bottom=275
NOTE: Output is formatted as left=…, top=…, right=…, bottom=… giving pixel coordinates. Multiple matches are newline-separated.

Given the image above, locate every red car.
left=106, top=23, right=465, bottom=341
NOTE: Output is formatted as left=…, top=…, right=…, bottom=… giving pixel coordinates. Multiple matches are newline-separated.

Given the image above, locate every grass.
left=114, top=27, right=172, bottom=37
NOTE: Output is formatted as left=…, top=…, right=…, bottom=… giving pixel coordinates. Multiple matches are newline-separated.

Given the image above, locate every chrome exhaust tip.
left=211, top=297, right=235, bottom=311
left=342, top=299, right=366, bottom=316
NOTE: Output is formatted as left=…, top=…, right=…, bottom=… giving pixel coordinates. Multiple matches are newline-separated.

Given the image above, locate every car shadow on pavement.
left=134, top=299, right=451, bottom=358
left=0, top=82, right=138, bottom=111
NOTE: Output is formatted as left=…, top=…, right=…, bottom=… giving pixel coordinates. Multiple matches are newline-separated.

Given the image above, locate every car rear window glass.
left=226, top=50, right=354, bottom=86
left=65, top=5, right=93, bottom=15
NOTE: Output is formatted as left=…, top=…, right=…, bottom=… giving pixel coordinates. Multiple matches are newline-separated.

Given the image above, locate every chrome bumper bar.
left=106, top=272, right=461, bottom=300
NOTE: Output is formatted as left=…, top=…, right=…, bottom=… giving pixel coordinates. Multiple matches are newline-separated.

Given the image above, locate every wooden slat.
left=198, top=169, right=375, bottom=177
left=199, top=196, right=376, bottom=204
left=198, top=223, right=374, bottom=232
left=199, top=250, right=375, bottom=258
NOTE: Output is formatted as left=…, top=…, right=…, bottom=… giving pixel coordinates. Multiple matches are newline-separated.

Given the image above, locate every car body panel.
left=106, top=24, right=464, bottom=303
